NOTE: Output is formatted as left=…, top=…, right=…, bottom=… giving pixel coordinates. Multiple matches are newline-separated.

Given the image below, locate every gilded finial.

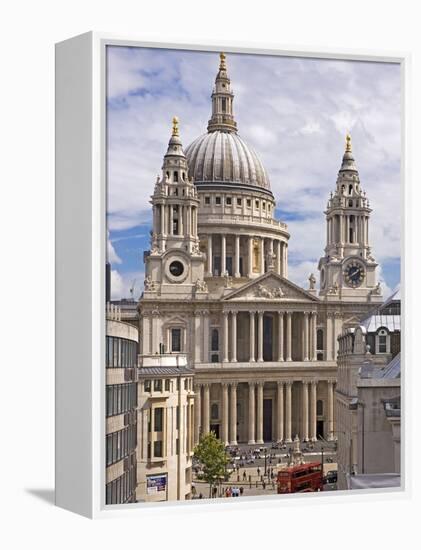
left=172, top=116, right=179, bottom=136
left=219, top=52, right=226, bottom=70
left=345, top=132, right=352, bottom=153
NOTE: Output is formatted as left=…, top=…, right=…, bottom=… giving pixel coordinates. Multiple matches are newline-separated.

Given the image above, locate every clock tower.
left=143, top=117, right=207, bottom=300
left=318, top=134, right=382, bottom=303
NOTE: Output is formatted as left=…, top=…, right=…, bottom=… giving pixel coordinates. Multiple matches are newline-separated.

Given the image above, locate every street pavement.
left=192, top=441, right=338, bottom=499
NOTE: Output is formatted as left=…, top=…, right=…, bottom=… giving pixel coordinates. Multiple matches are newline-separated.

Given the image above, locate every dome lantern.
left=207, top=52, right=238, bottom=133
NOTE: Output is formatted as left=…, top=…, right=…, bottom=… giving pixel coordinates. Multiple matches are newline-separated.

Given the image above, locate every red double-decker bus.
left=277, top=462, right=323, bottom=494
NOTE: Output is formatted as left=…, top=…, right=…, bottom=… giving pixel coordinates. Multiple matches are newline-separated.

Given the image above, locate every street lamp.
left=264, top=447, right=268, bottom=477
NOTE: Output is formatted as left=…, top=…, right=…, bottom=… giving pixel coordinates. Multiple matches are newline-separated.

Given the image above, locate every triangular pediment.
left=222, top=272, right=319, bottom=302
left=342, top=314, right=362, bottom=328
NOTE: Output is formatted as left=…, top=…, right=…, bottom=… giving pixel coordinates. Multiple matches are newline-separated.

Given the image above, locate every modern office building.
left=106, top=304, right=139, bottom=504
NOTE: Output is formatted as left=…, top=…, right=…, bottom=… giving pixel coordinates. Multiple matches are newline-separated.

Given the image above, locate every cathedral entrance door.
left=316, top=420, right=324, bottom=440
left=210, top=424, right=220, bottom=439
left=263, top=399, right=273, bottom=441
left=263, top=315, right=273, bottom=361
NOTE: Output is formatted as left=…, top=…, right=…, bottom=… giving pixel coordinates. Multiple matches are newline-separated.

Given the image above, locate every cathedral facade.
left=138, top=52, right=383, bottom=450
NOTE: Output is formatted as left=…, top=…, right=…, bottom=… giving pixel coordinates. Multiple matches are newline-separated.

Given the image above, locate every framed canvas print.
left=55, top=33, right=407, bottom=518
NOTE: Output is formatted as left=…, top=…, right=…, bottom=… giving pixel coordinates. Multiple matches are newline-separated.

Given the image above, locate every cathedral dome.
left=185, top=52, right=272, bottom=197
left=185, top=131, right=271, bottom=193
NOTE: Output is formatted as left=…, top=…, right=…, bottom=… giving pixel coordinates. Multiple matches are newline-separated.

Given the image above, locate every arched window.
left=173, top=171, right=178, bottom=182
left=211, top=329, right=219, bottom=351
left=348, top=184, right=352, bottom=195
left=376, top=328, right=390, bottom=354
left=317, top=399, right=323, bottom=416
left=211, top=403, right=219, bottom=420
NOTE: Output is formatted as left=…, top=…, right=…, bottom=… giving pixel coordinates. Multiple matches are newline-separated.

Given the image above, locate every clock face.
left=343, top=260, right=365, bottom=288
left=169, top=260, right=184, bottom=277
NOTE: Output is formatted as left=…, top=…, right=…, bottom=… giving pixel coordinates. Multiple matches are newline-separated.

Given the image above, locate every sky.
left=106, top=46, right=401, bottom=301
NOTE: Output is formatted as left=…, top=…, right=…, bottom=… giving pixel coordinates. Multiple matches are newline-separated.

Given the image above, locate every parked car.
left=323, top=470, right=338, bottom=484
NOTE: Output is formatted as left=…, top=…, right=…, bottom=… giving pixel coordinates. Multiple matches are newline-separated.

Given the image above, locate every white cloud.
left=107, top=234, right=122, bottom=264
left=110, top=269, right=144, bottom=301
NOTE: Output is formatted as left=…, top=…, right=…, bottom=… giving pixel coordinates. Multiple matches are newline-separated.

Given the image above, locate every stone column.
left=194, top=384, right=202, bottom=444
left=276, top=240, right=281, bottom=274
left=259, top=237, right=265, bottom=275
left=234, top=235, right=240, bottom=277
left=276, top=381, right=284, bottom=442
left=327, top=379, right=334, bottom=441
left=194, top=311, right=201, bottom=363
left=257, top=311, right=264, bottom=362
left=221, top=234, right=226, bottom=275
left=248, top=236, right=253, bottom=276
left=222, top=311, right=229, bottom=363
left=285, top=381, right=292, bottom=442
left=283, top=243, right=288, bottom=278
left=229, top=383, right=238, bottom=445
left=207, top=234, right=213, bottom=276
left=286, top=312, right=292, bottom=362
left=203, top=310, right=210, bottom=363
left=278, top=311, right=284, bottom=361
left=248, top=382, right=256, bottom=444
left=256, top=382, right=264, bottom=444
left=231, top=311, right=237, bottom=363
left=303, top=312, right=309, bottom=361
left=202, top=383, right=210, bottom=435
left=325, top=311, right=334, bottom=361
left=222, top=382, right=229, bottom=446
left=249, top=311, right=256, bottom=362
left=302, top=381, right=309, bottom=441
left=311, top=311, right=318, bottom=361
left=169, top=205, right=173, bottom=235
left=310, top=380, right=317, bottom=442
left=160, top=203, right=166, bottom=235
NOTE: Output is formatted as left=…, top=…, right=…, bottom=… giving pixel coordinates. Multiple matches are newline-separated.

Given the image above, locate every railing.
left=199, top=213, right=288, bottom=231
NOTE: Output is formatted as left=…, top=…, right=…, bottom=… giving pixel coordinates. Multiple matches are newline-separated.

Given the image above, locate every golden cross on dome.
left=172, top=116, right=179, bottom=136
left=346, top=132, right=352, bottom=153
left=219, top=52, right=226, bottom=70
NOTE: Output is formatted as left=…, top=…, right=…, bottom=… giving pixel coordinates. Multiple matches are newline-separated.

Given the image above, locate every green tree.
left=193, top=431, right=231, bottom=498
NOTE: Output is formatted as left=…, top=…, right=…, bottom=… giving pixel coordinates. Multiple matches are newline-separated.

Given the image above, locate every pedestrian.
left=199, top=493, right=203, bottom=499
left=262, top=480, right=266, bottom=490
left=257, top=467, right=260, bottom=476
left=240, top=486, right=244, bottom=496
left=243, top=471, right=246, bottom=480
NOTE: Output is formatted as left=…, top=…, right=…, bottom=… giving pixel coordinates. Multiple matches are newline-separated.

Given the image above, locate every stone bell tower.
left=143, top=117, right=207, bottom=299
left=318, top=134, right=382, bottom=303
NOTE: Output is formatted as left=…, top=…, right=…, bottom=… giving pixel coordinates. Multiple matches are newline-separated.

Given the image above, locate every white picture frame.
left=55, top=31, right=409, bottom=519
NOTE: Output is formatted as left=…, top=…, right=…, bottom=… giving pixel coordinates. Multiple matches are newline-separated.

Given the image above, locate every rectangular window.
left=205, top=196, right=210, bottom=205
left=379, top=335, right=387, bottom=353
left=154, top=407, right=163, bottom=432
left=154, top=379, right=162, bottom=392
left=226, top=196, right=232, bottom=205
left=153, top=440, right=163, bottom=458
left=184, top=378, right=188, bottom=390
left=255, top=200, right=259, bottom=208
left=171, top=328, right=182, bottom=352
left=215, top=196, right=221, bottom=205
left=144, top=379, right=151, bottom=392
left=165, top=379, right=170, bottom=391
left=247, top=199, right=251, bottom=207
left=176, top=378, right=180, bottom=391
left=237, top=198, right=242, bottom=206
left=176, top=406, right=180, bottom=429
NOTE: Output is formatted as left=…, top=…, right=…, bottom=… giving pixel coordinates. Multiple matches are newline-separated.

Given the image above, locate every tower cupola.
left=207, top=52, right=237, bottom=133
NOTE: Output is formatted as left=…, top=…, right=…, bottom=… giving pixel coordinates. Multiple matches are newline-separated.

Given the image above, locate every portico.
left=221, top=308, right=318, bottom=363
left=193, top=378, right=336, bottom=445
